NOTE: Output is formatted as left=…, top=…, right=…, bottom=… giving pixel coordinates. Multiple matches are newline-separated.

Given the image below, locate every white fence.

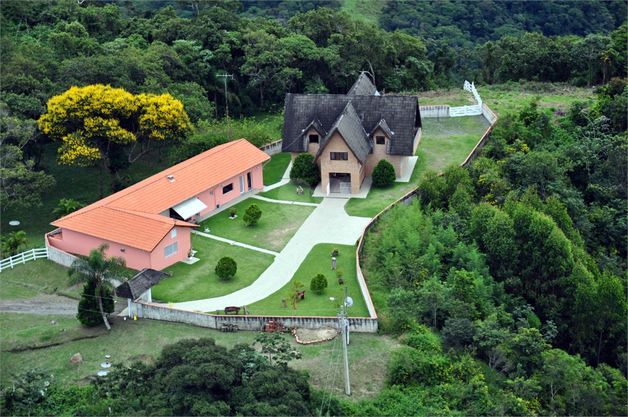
left=0, top=248, right=49, bottom=272
left=449, top=80, right=483, bottom=117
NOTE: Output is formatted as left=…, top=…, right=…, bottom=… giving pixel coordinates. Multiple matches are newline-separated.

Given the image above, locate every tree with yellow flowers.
left=39, top=85, right=191, bottom=195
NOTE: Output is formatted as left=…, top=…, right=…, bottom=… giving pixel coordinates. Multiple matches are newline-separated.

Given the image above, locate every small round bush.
left=215, top=256, right=237, bottom=279
left=243, top=203, right=262, bottom=226
left=372, top=159, right=396, bottom=188
left=290, top=153, right=320, bottom=187
left=310, top=273, right=328, bottom=293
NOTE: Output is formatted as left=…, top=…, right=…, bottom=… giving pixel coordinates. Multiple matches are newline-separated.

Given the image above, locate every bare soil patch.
left=295, top=327, right=338, bottom=342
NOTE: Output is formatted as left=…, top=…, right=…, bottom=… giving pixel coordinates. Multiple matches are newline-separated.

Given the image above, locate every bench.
left=224, top=306, right=240, bottom=315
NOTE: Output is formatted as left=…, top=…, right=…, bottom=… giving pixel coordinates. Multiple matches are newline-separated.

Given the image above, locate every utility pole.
left=217, top=73, right=234, bottom=140
left=341, top=285, right=350, bottom=395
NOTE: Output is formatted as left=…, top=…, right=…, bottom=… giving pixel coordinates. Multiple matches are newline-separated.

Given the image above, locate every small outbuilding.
left=116, top=268, right=169, bottom=317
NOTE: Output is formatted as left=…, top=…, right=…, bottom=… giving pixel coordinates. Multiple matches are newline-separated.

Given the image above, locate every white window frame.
left=164, top=242, right=178, bottom=258
left=171, top=229, right=177, bottom=238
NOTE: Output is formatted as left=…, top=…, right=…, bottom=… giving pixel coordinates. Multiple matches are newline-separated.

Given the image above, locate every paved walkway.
left=172, top=198, right=372, bottom=312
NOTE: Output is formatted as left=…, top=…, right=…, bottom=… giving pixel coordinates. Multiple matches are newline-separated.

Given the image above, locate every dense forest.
left=1, top=1, right=627, bottom=416
left=2, top=0, right=626, bottom=211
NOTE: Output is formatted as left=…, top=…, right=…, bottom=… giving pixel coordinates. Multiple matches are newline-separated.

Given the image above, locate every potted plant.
left=331, top=247, right=339, bottom=256
left=335, top=269, right=344, bottom=285
left=229, top=207, right=237, bottom=218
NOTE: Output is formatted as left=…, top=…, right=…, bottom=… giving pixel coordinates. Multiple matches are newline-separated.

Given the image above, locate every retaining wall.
left=259, top=139, right=283, bottom=156
left=131, top=302, right=378, bottom=333
left=420, top=105, right=450, bottom=118
left=45, top=237, right=78, bottom=267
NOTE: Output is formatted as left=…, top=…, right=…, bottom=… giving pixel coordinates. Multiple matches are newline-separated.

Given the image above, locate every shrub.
left=290, top=153, right=320, bottom=187
left=215, top=256, right=237, bottom=279
left=243, top=204, right=262, bottom=226
left=372, top=159, right=396, bottom=188
left=229, top=207, right=237, bottom=217
left=77, top=281, right=114, bottom=326
left=310, top=273, right=328, bottom=293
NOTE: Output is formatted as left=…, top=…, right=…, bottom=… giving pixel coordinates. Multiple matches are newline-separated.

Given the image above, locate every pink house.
left=47, top=139, right=270, bottom=271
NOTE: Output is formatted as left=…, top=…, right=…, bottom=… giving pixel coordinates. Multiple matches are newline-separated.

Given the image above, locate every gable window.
left=309, top=134, right=319, bottom=144
left=171, top=229, right=177, bottom=238
left=164, top=242, right=178, bottom=258
left=376, top=136, right=385, bottom=145
left=222, top=183, right=233, bottom=194
left=330, top=152, right=348, bottom=160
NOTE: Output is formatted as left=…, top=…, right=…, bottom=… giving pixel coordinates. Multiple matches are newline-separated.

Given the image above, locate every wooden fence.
left=0, top=248, right=49, bottom=272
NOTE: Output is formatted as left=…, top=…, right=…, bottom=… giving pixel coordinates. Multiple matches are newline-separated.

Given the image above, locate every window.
left=209, top=191, right=213, bottom=196
left=171, top=229, right=177, bottom=238
left=376, top=136, right=385, bottom=145
left=164, top=242, right=178, bottom=258
left=309, top=134, right=319, bottom=143
left=330, top=152, right=348, bottom=160
left=222, top=183, right=233, bottom=194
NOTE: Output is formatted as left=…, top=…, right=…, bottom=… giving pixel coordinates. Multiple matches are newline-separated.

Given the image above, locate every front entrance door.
left=329, top=173, right=351, bottom=193
left=247, top=172, right=252, bottom=190
left=239, top=176, right=244, bottom=194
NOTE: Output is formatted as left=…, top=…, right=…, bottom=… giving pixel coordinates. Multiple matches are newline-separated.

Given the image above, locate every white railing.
left=450, top=80, right=483, bottom=117
left=0, top=248, right=49, bottom=272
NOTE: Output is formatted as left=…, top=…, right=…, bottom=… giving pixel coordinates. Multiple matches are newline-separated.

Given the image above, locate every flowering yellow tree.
left=39, top=85, right=191, bottom=193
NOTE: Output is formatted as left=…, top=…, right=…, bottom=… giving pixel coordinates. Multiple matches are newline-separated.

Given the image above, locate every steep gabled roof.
left=282, top=94, right=420, bottom=155
left=315, top=101, right=370, bottom=165
left=347, top=73, right=378, bottom=96
left=116, top=268, right=169, bottom=299
left=370, top=119, right=394, bottom=153
left=52, top=139, right=270, bottom=250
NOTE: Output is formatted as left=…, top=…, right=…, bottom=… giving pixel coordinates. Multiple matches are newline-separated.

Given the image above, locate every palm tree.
left=2, top=230, right=28, bottom=257
left=68, top=243, right=126, bottom=330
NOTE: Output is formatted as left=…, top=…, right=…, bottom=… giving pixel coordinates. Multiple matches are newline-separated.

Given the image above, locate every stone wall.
left=259, top=139, right=283, bottom=156
left=420, top=105, right=450, bottom=118
left=132, top=302, right=379, bottom=332
left=45, top=236, right=78, bottom=268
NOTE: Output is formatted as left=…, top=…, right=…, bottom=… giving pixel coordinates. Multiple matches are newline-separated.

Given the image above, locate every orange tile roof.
left=52, top=139, right=270, bottom=250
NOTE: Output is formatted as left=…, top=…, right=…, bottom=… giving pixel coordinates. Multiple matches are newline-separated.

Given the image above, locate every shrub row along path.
left=172, top=197, right=372, bottom=313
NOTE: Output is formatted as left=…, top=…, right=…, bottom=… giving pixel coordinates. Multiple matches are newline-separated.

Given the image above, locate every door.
left=247, top=172, right=252, bottom=190
left=239, top=176, right=244, bottom=194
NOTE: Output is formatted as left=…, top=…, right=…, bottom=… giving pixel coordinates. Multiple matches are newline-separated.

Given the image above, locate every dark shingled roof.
left=347, top=73, right=378, bottom=96
left=282, top=94, right=421, bottom=156
left=116, top=268, right=168, bottom=300
left=315, top=101, right=370, bottom=164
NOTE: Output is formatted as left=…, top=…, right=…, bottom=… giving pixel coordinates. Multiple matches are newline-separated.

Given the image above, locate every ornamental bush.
left=310, top=273, right=328, bottom=293
left=372, top=159, right=396, bottom=187
left=215, top=256, right=237, bottom=279
left=290, top=153, right=320, bottom=187
left=243, top=203, right=262, bottom=226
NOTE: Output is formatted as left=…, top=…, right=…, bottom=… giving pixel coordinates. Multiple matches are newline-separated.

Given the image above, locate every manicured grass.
left=0, top=281, right=39, bottom=298
left=151, top=235, right=275, bottom=303
left=262, top=152, right=291, bottom=186
left=0, top=259, right=81, bottom=296
left=258, top=183, right=323, bottom=204
left=246, top=244, right=370, bottom=317
left=199, top=198, right=315, bottom=252
left=345, top=116, right=488, bottom=218
left=1, top=143, right=169, bottom=250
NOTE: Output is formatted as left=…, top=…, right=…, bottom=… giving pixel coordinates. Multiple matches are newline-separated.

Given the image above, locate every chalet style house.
left=282, top=74, right=422, bottom=194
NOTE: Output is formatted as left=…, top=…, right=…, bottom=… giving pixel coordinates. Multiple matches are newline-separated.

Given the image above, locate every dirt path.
left=0, top=294, right=78, bottom=316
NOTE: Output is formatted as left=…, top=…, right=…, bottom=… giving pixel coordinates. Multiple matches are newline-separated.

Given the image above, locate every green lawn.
left=0, top=259, right=81, bottom=296
left=246, top=244, right=370, bottom=317
left=199, top=198, right=315, bottom=252
left=258, top=183, right=323, bottom=204
left=345, top=116, right=488, bottom=218
left=262, top=152, right=291, bottom=186
left=151, top=235, right=275, bottom=303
